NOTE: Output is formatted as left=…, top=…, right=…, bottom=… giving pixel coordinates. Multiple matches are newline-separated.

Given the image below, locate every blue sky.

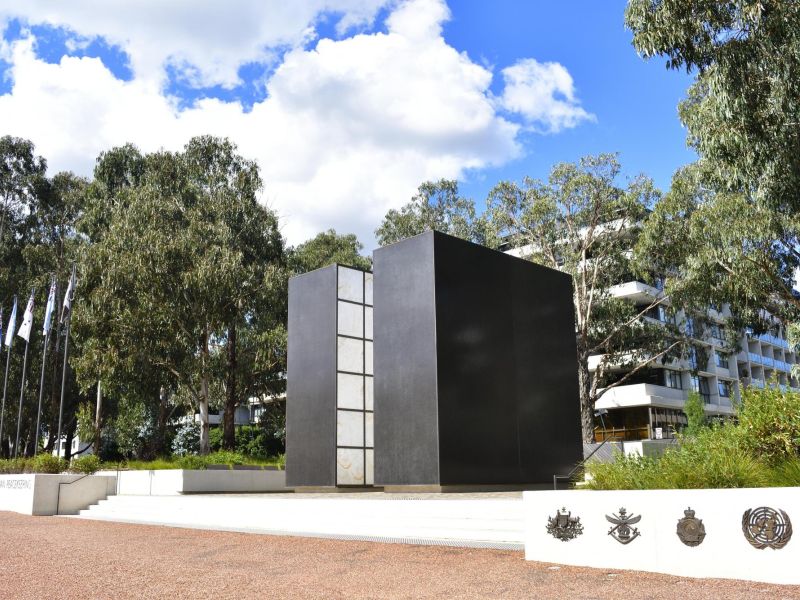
left=0, top=0, right=696, bottom=246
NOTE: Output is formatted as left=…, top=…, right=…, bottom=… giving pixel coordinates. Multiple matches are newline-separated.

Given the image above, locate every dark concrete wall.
left=286, top=265, right=337, bottom=487
left=374, top=231, right=582, bottom=486
left=373, top=235, right=440, bottom=486
left=432, top=232, right=582, bottom=484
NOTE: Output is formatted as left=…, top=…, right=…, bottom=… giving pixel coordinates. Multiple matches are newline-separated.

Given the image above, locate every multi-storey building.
left=592, top=280, right=800, bottom=441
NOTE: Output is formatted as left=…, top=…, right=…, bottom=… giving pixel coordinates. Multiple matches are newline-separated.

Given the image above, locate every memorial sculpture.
left=286, top=230, right=583, bottom=490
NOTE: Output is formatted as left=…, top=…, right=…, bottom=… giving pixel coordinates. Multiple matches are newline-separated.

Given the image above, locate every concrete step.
left=73, top=493, right=525, bottom=549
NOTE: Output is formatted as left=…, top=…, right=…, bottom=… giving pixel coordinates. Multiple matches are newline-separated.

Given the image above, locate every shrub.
left=70, top=454, right=101, bottom=474
left=0, top=458, right=32, bottom=474
left=738, top=386, right=800, bottom=465
left=209, top=425, right=283, bottom=458
left=205, top=450, right=246, bottom=467
left=171, top=421, right=200, bottom=456
left=769, top=458, right=800, bottom=487
left=174, top=455, right=207, bottom=470
left=683, top=390, right=706, bottom=436
left=585, top=424, right=769, bottom=490
left=32, top=453, right=67, bottom=474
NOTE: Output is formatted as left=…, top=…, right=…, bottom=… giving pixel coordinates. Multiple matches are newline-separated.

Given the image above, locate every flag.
left=17, top=290, right=35, bottom=343
left=43, top=278, right=56, bottom=335
left=4, top=297, right=17, bottom=348
left=60, top=268, right=75, bottom=325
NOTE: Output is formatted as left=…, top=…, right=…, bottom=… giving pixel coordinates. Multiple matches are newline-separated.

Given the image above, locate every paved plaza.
left=1, top=511, right=798, bottom=599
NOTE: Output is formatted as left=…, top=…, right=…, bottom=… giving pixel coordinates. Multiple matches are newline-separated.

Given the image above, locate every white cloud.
left=0, top=0, right=594, bottom=247
left=498, top=58, right=595, bottom=133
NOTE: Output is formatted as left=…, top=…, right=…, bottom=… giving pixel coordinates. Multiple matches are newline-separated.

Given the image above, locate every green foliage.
left=585, top=424, right=768, bottom=490
left=375, top=179, right=494, bottom=247
left=174, top=455, right=207, bottom=470
left=683, top=390, right=706, bottom=436
left=0, top=458, right=32, bottom=474
left=113, top=398, right=148, bottom=459
left=32, top=453, right=68, bottom=474
left=171, top=421, right=200, bottom=456
left=209, top=423, right=285, bottom=458
left=586, top=388, right=800, bottom=489
left=70, top=454, right=101, bottom=474
left=738, top=386, right=800, bottom=465
left=289, top=229, right=371, bottom=273
left=75, top=402, right=96, bottom=447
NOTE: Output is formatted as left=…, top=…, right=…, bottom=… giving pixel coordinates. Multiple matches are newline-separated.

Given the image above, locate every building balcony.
left=595, top=383, right=687, bottom=410
left=608, top=281, right=664, bottom=303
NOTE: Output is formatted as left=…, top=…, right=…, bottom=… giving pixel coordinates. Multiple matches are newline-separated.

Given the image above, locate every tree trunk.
left=94, top=381, right=102, bottom=456
left=223, top=321, right=237, bottom=450
left=63, top=420, right=75, bottom=461
left=577, top=353, right=595, bottom=443
left=198, top=327, right=210, bottom=455
left=153, top=386, right=169, bottom=457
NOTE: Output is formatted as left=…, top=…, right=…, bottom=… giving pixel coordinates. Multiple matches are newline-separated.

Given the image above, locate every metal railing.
left=56, top=473, right=91, bottom=515
left=553, top=438, right=612, bottom=490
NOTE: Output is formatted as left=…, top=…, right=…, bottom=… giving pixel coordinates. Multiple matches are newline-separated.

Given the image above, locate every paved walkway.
left=1, top=511, right=798, bottom=599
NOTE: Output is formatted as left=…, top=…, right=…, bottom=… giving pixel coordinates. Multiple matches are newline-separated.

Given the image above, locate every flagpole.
left=0, top=341, right=12, bottom=458
left=56, top=265, right=76, bottom=459
left=34, top=329, right=50, bottom=456
left=14, top=332, right=31, bottom=458
left=0, top=297, right=17, bottom=458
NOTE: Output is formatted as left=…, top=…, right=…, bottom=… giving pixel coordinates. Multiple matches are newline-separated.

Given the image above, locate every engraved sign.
left=606, top=507, right=641, bottom=544
left=676, top=507, right=706, bottom=546
left=546, top=507, right=583, bottom=542
left=742, top=507, right=792, bottom=550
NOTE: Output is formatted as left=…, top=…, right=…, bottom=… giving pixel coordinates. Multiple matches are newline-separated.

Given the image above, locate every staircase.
left=73, top=493, right=524, bottom=549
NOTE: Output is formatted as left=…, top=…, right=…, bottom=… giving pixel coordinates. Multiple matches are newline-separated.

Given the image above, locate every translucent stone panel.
left=337, top=410, right=364, bottom=446
left=365, top=412, right=374, bottom=448
left=337, top=301, right=363, bottom=338
left=364, top=341, right=373, bottom=375
left=337, top=267, right=363, bottom=303
left=337, top=373, right=363, bottom=410
left=365, top=449, right=374, bottom=486
left=337, top=448, right=365, bottom=485
left=337, top=337, right=363, bottom=373
left=364, top=307, right=373, bottom=340
left=365, top=376, right=374, bottom=410
left=364, top=272, right=373, bottom=306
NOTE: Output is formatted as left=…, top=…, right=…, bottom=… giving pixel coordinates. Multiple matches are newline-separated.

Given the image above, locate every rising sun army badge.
left=676, top=507, right=706, bottom=546
left=546, top=507, right=584, bottom=542
left=606, top=507, right=641, bottom=544
left=742, top=507, right=793, bottom=550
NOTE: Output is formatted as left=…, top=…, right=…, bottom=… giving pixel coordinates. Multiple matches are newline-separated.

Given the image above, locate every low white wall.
left=0, top=474, right=116, bottom=515
left=116, top=469, right=287, bottom=495
left=523, top=487, right=800, bottom=585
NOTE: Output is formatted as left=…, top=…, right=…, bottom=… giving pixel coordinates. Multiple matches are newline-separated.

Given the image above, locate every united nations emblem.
left=676, top=507, right=706, bottom=546
left=606, top=507, right=641, bottom=544
left=742, top=507, right=793, bottom=550
left=546, top=507, right=583, bottom=542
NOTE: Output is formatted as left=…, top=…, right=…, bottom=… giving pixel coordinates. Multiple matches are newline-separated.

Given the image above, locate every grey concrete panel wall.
left=433, top=232, right=582, bottom=484
left=286, top=266, right=337, bottom=487
left=373, top=234, right=440, bottom=485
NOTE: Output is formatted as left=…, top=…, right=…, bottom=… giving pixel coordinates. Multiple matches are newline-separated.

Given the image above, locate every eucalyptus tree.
left=76, top=137, right=287, bottom=454
left=487, top=154, right=687, bottom=442
left=375, top=179, right=494, bottom=247
left=289, top=229, right=372, bottom=274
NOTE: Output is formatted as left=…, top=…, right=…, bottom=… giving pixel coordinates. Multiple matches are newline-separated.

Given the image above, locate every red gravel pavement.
left=1, top=511, right=798, bottom=600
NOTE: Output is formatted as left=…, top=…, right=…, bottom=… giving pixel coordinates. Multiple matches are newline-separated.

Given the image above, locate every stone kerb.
left=524, top=487, right=800, bottom=585
left=115, top=469, right=288, bottom=495
left=0, top=474, right=117, bottom=515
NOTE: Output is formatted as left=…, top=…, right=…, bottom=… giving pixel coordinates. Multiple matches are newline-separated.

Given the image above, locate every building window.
left=715, top=351, right=729, bottom=369
left=685, top=317, right=695, bottom=337
left=688, top=346, right=698, bottom=370
left=710, top=323, right=726, bottom=342
left=693, top=376, right=712, bottom=404
left=718, top=380, right=731, bottom=398
left=664, top=370, right=682, bottom=389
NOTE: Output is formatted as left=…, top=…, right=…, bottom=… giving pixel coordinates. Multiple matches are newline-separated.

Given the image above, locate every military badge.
left=546, top=507, right=583, bottom=542
left=676, top=507, right=706, bottom=546
left=606, top=507, right=641, bottom=544
left=742, top=507, right=792, bottom=550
